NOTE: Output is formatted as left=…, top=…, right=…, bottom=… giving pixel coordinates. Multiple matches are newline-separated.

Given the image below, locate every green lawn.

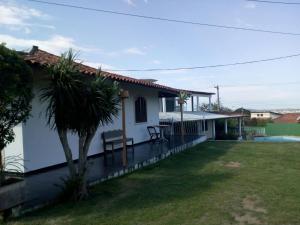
left=6, top=142, right=300, bottom=225
left=266, top=123, right=300, bottom=136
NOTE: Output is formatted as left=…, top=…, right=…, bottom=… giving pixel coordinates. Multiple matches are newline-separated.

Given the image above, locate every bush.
left=245, top=118, right=273, bottom=127
left=216, top=132, right=239, bottom=140
left=56, top=176, right=85, bottom=201
left=0, top=44, right=33, bottom=187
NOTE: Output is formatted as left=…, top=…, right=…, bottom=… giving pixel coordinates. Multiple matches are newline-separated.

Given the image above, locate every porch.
left=14, top=134, right=206, bottom=212
left=159, top=111, right=244, bottom=139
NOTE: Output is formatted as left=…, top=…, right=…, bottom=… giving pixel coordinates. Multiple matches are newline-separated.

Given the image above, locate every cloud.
left=0, top=1, right=54, bottom=33
left=124, top=47, right=146, bottom=55
left=244, top=2, right=256, bottom=9
left=123, top=0, right=135, bottom=6
left=0, top=34, right=101, bottom=54
left=151, top=60, right=161, bottom=65
left=84, top=61, right=116, bottom=70
left=235, top=18, right=253, bottom=28
left=154, top=69, right=189, bottom=75
left=107, top=47, right=147, bottom=57
left=123, top=0, right=149, bottom=6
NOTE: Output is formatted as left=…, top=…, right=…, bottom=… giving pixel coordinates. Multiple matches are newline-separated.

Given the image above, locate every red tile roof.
left=24, top=46, right=214, bottom=96
left=273, top=113, right=300, bottom=123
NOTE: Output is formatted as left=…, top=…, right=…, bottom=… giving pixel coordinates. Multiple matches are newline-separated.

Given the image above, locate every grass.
left=5, top=142, right=300, bottom=225
left=266, top=123, right=300, bottom=136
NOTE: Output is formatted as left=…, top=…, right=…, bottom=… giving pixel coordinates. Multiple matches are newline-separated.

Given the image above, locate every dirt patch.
left=232, top=195, right=267, bottom=225
left=224, top=161, right=241, bottom=168
left=242, top=196, right=267, bottom=213
left=232, top=212, right=262, bottom=225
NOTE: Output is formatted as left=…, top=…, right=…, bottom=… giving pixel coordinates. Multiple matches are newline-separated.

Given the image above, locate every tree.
left=0, top=44, right=33, bottom=186
left=200, top=102, right=232, bottom=112
left=40, top=50, right=119, bottom=199
left=177, top=91, right=188, bottom=141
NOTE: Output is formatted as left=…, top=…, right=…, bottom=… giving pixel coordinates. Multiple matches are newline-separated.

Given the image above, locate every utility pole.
left=214, top=85, right=220, bottom=112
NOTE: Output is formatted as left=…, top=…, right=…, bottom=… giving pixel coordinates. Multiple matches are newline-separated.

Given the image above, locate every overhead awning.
left=159, top=111, right=244, bottom=122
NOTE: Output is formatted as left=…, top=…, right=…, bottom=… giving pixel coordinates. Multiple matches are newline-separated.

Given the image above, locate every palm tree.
left=177, top=91, right=188, bottom=141
left=40, top=50, right=119, bottom=199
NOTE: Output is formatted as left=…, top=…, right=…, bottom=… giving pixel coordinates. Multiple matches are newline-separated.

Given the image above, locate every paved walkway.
left=21, top=135, right=205, bottom=210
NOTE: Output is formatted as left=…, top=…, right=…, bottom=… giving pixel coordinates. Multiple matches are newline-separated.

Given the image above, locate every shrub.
left=216, top=131, right=239, bottom=140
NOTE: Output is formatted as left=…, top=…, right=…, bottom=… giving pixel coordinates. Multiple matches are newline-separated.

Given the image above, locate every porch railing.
left=244, top=126, right=266, bottom=136
left=160, top=119, right=203, bottom=136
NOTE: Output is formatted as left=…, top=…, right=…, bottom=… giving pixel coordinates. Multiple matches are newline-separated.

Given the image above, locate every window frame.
left=135, top=96, right=147, bottom=123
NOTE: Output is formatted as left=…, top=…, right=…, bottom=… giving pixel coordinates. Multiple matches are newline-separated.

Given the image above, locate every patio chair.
left=147, top=126, right=161, bottom=143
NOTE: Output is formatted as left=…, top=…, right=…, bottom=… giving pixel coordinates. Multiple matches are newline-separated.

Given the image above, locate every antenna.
left=214, top=85, right=220, bottom=112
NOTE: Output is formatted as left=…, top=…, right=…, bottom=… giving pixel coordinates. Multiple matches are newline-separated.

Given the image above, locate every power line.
left=195, top=81, right=300, bottom=95
left=23, top=0, right=300, bottom=36
left=218, top=81, right=300, bottom=88
left=248, top=0, right=300, bottom=5
left=106, top=53, right=300, bottom=72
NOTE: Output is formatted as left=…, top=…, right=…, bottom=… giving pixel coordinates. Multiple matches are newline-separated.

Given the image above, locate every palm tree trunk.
left=78, top=134, right=87, bottom=199
left=77, top=131, right=96, bottom=199
left=57, top=129, right=77, bottom=179
left=0, top=149, right=4, bottom=186
left=180, top=103, right=184, bottom=142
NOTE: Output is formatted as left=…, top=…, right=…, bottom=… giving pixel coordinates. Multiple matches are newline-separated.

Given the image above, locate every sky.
left=1, top=0, right=300, bottom=109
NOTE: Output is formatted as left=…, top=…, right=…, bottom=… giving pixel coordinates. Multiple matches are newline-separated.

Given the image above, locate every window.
left=135, top=97, right=147, bottom=123
left=261, top=114, right=263, bottom=117
left=257, top=114, right=260, bottom=117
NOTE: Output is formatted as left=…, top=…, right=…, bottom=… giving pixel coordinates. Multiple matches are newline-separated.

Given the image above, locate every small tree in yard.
left=200, top=102, right=232, bottom=112
left=177, top=91, right=188, bottom=140
left=40, top=50, right=119, bottom=200
left=0, top=44, right=33, bottom=186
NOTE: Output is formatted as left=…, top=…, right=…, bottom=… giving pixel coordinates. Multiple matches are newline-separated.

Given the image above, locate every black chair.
left=147, top=126, right=161, bottom=143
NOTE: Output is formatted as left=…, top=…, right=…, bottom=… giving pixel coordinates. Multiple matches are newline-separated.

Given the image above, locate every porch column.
left=197, top=120, right=202, bottom=135
left=212, top=120, right=216, bottom=139
left=208, top=96, right=212, bottom=111
left=120, top=90, right=129, bottom=167
left=162, top=97, right=166, bottom=112
left=225, top=119, right=228, bottom=134
left=191, top=96, right=194, bottom=112
left=238, top=118, right=242, bottom=137
left=197, top=96, right=199, bottom=111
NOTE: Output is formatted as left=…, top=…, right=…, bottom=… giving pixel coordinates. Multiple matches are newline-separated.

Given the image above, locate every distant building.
left=250, top=110, right=282, bottom=120
left=235, top=108, right=282, bottom=120
left=273, top=113, right=300, bottom=124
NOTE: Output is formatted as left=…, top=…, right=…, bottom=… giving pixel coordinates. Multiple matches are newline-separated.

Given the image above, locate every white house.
left=3, top=46, right=243, bottom=174
left=250, top=110, right=282, bottom=120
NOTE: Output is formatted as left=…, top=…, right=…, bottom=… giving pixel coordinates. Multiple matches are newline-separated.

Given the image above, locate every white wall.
left=21, top=82, right=160, bottom=172
left=206, top=120, right=214, bottom=139
left=198, top=120, right=214, bottom=139
left=3, top=124, right=25, bottom=173
left=250, top=112, right=280, bottom=119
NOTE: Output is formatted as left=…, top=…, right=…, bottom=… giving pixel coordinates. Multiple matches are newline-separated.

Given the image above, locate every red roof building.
left=23, top=46, right=214, bottom=98
left=273, top=113, right=300, bottom=124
